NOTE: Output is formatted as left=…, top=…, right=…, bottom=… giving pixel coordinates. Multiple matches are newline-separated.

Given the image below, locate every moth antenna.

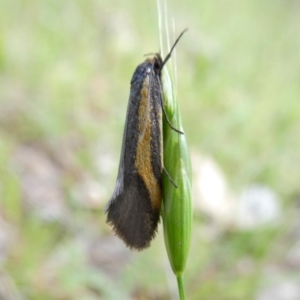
left=161, top=29, right=188, bottom=70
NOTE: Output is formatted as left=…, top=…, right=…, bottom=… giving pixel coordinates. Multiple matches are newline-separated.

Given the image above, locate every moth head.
left=152, top=54, right=164, bottom=76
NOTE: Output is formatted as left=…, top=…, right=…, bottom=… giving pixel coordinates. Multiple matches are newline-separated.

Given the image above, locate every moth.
left=105, top=30, right=187, bottom=250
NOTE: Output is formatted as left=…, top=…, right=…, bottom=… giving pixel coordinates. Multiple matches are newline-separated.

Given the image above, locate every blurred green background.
left=1, top=0, right=300, bottom=299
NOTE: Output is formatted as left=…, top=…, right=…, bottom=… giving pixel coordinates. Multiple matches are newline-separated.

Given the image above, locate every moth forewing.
left=106, top=58, right=163, bottom=250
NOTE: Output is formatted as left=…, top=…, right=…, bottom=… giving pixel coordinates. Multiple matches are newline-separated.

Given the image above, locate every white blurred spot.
left=192, top=151, right=281, bottom=230
left=192, top=153, right=236, bottom=227
left=237, top=185, right=281, bottom=229
left=256, top=281, right=300, bottom=300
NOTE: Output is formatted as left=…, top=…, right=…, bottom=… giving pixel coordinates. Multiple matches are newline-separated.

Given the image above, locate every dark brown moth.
left=105, top=30, right=187, bottom=250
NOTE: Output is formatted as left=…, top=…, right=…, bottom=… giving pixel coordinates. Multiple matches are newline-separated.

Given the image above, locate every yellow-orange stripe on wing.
left=135, top=74, right=162, bottom=210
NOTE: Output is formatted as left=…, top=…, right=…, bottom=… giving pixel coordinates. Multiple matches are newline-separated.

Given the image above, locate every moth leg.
left=161, top=101, right=184, bottom=134
left=163, top=167, right=178, bottom=188
left=157, top=77, right=184, bottom=134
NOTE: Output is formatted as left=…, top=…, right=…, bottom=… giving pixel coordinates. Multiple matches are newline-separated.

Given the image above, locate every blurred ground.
left=1, top=0, right=300, bottom=299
